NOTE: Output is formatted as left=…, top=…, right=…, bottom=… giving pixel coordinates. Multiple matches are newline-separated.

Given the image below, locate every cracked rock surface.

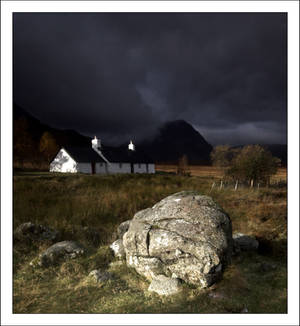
left=123, top=191, right=233, bottom=288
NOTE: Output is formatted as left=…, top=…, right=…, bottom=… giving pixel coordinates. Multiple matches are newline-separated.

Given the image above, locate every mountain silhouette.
left=138, top=120, right=213, bottom=164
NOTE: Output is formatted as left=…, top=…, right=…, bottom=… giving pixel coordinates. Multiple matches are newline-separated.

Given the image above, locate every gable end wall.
left=50, top=148, right=78, bottom=173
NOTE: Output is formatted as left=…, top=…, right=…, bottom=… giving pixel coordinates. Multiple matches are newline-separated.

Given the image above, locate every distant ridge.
left=14, top=103, right=90, bottom=147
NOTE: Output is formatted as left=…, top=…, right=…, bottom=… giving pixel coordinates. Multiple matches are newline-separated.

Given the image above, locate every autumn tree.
left=39, top=132, right=59, bottom=163
left=226, top=145, right=280, bottom=185
left=13, top=117, right=36, bottom=164
left=210, top=145, right=240, bottom=167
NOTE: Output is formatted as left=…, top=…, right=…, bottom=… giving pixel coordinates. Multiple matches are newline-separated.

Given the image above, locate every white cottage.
left=50, top=137, right=155, bottom=174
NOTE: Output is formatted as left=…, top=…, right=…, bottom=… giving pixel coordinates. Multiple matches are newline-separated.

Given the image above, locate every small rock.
left=117, top=220, right=131, bottom=239
left=14, top=222, right=59, bottom=243
left=89, top=269, right=113, bottom=283
left=233, top=233, right=259, bottom=252
left=208, top=291, right=226, bottom=299
left=39, top=241, right=85, bottom=267
left=110, top=239, right=125, bottom=259
left=148, top=274, right=182, bottom=296
left=109, top=261, right=123, bottom=268
left=258, top=262, right=277, bottom=272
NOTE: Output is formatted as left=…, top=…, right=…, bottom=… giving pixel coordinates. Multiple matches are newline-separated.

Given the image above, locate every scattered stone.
left=38, top=241, right=85, bottom=267
left=14, top=222, right=59, bottom=243
left=233, top=233, right=259, bottom=252
left=123, top=191, right=233, bottom=288
left=117, top=220, right=131, bottom=239
left=148, top=275, right=182, bottom=296
left=208, top=291, right=226, bottom=299
left=109, top=261, right=124, bottom=268
left=110, top=239, right=125, bottom=259
left=89, top=269, right=113, bottom=283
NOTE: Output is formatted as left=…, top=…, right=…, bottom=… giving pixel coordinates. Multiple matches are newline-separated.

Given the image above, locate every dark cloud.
left=13, top=12, right=287, bottom=145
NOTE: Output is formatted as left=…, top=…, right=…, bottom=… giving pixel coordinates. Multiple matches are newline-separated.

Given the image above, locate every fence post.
left=234, top=180, right=238, bottom=191
left=220, top=180, right=223, bottom=190
left=211, top=182, right=215, bottom=192
left=257, top=183, right=260, bottom=190
left=250, top=179, right=254, bottom=188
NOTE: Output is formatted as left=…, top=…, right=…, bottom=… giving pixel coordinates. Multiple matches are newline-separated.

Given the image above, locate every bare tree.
left=177, top=154, right=190, bottom=176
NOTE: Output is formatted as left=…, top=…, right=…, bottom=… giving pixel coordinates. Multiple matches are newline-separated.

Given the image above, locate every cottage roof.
left=102, top=145, right=154, bottom=164
left=63, top=145, right=154, bottom=164
left=63, top=146, right=106, bottom=163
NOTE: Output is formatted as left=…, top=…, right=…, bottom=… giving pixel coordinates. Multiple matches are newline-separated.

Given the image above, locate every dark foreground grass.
left=13, top=172, right=287, bottom=313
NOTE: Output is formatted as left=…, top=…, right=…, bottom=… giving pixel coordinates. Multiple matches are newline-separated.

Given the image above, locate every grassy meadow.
left=13, top=167, right=287, bottom=313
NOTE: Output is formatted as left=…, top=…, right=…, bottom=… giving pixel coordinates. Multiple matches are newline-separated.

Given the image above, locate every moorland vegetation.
left=13, top=169, right=287, bottom=313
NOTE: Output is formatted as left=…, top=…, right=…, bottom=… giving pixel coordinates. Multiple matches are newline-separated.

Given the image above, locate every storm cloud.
left=13, top=12, right=287, bottom=145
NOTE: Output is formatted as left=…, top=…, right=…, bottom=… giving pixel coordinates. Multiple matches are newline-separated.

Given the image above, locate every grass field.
left=13, top=168, right=287, bottom=313
left=156, top=165, right=287, bottom=182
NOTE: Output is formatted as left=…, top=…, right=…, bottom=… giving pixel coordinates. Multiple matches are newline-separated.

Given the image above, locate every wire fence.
left=209, top=179, right=287, bottom=192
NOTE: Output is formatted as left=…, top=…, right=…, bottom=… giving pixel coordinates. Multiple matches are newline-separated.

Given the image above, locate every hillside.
left=14, top=103, right=90, bottom=147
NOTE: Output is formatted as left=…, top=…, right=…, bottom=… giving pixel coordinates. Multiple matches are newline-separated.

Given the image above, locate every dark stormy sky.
left=13, top=13, right=287, bottom=146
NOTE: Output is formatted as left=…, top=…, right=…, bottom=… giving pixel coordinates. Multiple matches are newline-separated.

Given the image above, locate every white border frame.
left=1, top=1, right=299, bottom=325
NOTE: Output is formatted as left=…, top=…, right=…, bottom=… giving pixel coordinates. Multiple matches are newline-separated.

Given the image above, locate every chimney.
left=128, top=140, right=135, bottom=151
left=92, top=136, right=101, bottom=150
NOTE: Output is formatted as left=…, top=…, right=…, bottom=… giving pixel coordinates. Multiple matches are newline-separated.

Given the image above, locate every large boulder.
left=110, top=239, right=125, bottom=259
left=123, top=191, right=233, bottom=288
left=38, top=241, right=85, bottom=267
left=117, top=220, right=131, bottom=239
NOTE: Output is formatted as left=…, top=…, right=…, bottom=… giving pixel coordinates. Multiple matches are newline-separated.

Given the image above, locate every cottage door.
left=91, top=162, right=96, bottom=174
left=130, top=163, right=134, bottom=173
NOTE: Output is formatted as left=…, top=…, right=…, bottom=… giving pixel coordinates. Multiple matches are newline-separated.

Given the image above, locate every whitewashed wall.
left=107, top=163, right=131, bottom=174
left=50, top=148, right=155, bottom=174
left=148, top=164, right=155, bottom=174
left=133, top=163, right=148, bottom=173
left=77, top=163, right=92, bottom=174
left=50, top=149, right=78, bottom=173
left=96, top=162, right=107, bottom=174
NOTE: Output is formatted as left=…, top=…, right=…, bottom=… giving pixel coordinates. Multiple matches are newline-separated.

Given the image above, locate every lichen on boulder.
left=110, top=239, right=125, bottom=259
left=122, top=191, right=233, bottom=288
